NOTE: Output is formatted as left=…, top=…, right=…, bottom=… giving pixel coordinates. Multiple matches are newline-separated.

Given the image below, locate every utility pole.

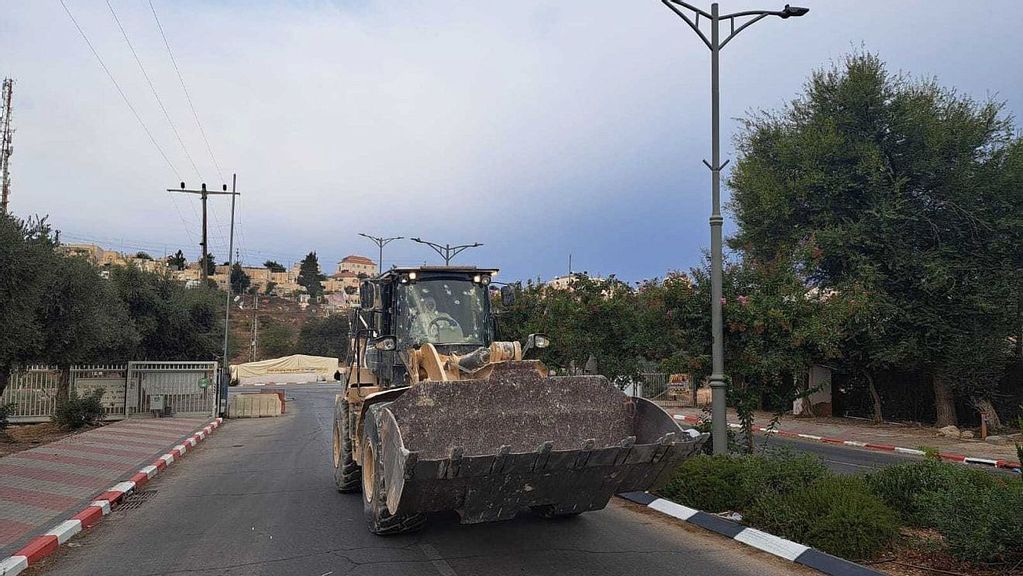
left=1, top=79, right=13, bottom=214
left=220, top=174, right=239, bottom=404
left=167, top=181, right=236, bottom=285
left=659, top=0, right=808, bottom=454
left=358, top=233, right=403, bottom=273
left=250, top=291, right=259, bottom=362
left=410, top=238, right=482, bottom=266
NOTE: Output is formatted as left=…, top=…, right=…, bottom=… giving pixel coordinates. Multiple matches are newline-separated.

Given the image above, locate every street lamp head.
left=780, top=4, right=808, bottom=18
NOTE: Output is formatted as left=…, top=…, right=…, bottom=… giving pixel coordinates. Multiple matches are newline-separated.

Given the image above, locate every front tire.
left=333, top=399, right=360, bottom=493
left=361, top=410, right=426, bottom=535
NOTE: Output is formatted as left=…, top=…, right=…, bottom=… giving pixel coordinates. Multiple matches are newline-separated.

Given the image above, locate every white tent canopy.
left=230, top=354, right=340, bottom=386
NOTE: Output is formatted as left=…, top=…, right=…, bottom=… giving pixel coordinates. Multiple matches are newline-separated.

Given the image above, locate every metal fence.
left=127, top=361, right=219, bottom=417
left=634, top=373, right=696, bottom=408
left=3, top=361, right=220, bottom=423
left=1, top=365, right=62, bottom=422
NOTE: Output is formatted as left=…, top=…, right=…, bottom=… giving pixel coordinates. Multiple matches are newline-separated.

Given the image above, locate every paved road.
left=744, top=433, right=1014, bottom=477
left=28, top=384, right=813, bottom=576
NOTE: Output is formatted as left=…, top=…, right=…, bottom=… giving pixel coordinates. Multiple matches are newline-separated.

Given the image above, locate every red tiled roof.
left=341, top=255, right=375, bottom=265
left=333, top=271, right=358, bottom=279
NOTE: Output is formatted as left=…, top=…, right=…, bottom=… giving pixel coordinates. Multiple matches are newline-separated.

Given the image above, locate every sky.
left=2, top=1, right=1022, bottom=284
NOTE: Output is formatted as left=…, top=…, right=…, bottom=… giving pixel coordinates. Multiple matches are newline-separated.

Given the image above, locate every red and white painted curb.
left=0, top=418, right=223, bottom=576
left=673, top=414, right=1022, bottom=472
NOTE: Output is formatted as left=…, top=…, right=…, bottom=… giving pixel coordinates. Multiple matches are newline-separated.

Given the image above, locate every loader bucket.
left=374, top=362, right=707, bottom=523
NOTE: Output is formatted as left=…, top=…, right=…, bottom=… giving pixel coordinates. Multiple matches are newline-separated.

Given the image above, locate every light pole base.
left=708, top=374, right=728, bottom=455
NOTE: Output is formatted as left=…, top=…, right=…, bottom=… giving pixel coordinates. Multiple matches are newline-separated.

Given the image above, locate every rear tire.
left=333, top=399, right=361, bottom=493
left=361, top=411, right=426, bottom=535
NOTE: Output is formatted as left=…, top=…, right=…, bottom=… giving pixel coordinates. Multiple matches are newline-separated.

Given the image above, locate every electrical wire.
left=59, top=0, right=195, bottom=246
left=59, top=0, right=180, bottom=179
left=105, top=0, right=202, bottom=181
left=147, top=0, right=225, bottom=183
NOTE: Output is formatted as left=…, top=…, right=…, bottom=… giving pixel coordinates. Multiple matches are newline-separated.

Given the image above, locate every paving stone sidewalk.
left=0, top=417, right=212, bottom=557
left=667, top=406, right=1021, bottom=465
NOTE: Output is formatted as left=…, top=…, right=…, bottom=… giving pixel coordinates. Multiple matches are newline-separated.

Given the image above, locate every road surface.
left=28, top=384, right=813, bottom=576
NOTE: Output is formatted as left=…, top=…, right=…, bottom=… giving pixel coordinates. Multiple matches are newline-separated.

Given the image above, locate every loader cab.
left=359, top=267, right=498, bottom=386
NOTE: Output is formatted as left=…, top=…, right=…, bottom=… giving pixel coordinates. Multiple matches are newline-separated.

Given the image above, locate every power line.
left=105, top=0, right=202, bottom=181
left=148, top=0, right=224, bottom=183
left=58, top=0, right=180, bottom=179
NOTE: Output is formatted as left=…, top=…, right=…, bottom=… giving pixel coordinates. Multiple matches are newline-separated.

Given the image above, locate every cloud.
left=3, top=1, right=1021, bottom=281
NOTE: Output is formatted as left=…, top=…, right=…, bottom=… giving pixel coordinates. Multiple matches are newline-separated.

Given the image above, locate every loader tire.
left=333, top=399, right=361, bottom=493
left=361, top=409, right=425, bottom=535
left=530, top=505, right=582, bottom=519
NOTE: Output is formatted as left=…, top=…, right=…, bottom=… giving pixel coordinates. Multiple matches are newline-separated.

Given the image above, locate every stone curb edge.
left=617, top=491, right=884, bottom=576
left=673, top=414, right=1022, bottom=472
left=0, top=417, right=224, bottom=576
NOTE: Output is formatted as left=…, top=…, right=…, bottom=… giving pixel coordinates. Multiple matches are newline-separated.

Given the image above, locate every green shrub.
left=0, top=402, right=15, bottom=432
left=865, top=461, right=998, bottom=525
left=745, top=476, right=900, bottom=560
left=736, top=450, right=829, bottom=506
left=915, top=478, right=1023, bottom=563
left=660, top=451, right=830, bottom=513
left=658, top=455, right=745, bottom=512
left=52, top=389, right=105, bottom=430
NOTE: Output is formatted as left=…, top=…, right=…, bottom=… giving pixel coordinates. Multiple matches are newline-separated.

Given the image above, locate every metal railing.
left=3, top=361, right=220, bottom=422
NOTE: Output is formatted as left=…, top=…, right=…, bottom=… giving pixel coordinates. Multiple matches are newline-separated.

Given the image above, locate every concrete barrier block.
left=229, top=393, right=282, bottom=418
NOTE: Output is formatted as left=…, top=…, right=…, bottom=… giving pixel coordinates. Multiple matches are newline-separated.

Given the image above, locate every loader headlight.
left=408, top=271, right=417, bottom=280
left=472, top=274, right=491, bottom=285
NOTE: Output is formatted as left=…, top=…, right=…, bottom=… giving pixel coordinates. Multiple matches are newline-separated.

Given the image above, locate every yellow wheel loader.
left=332, top=266, right=707, bottom=534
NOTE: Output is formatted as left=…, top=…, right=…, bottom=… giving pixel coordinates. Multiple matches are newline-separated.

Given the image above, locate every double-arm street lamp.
left=358, top=233, right=404, bottom=273
left=659, top=1, right=808, bottom=455
left=410, top=238, right=483, bottom=266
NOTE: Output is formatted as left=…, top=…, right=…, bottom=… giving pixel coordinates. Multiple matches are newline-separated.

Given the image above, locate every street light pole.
left=358, top=233, right=404, bottom=273
left=660, top=0, right=808, bottom=455
left=410, top=238, right=483, bottom=266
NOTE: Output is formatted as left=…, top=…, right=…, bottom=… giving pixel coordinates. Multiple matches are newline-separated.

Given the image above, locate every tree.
left=168, top=250, right=187, bottom=271
left=264, top=281, right=277, bottom=295
left=258, top=319, right=295, bottom=359
left=37, top=257, right=138, bottom=401
left=0, top=215, right=58, bottom=395
left=264, top=260, right=286, bottom=273
left=297, top=252, right=325, bottom=299
left=495, top=275, right=644, bottom=384
left=200, top=253, right=216, bottom=277
left=134, top=252, right=152, bottom=260
left=297, top=314, right=350, bottom=360
left=728, top=53, right=1021, bottom=426
left=108, top=266, right=224, bottom=361
left=230, top=263, right=251, bottom=295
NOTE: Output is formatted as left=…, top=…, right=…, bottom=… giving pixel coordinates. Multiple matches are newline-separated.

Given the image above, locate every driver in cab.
left=413, top=297, right=462, bottom=342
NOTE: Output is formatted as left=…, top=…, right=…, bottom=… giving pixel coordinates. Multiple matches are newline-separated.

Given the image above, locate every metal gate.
left=126, top=361, right=219, bottom=417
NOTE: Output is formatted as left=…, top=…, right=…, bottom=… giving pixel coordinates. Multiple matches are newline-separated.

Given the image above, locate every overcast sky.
left=3, top=1, right=1021, bottom=283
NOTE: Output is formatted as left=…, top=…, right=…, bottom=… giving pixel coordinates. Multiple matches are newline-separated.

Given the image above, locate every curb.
left=618, top=491, right=884, bottom=576
left=0, top=417, right=223, bottom=576
left=672, top=414, right=1022, bottom=472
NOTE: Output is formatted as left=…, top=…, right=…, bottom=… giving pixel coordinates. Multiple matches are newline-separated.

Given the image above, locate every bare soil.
left=870, top=528, right=1022, bottom=576
left=0, top=422, right=77, bottom=457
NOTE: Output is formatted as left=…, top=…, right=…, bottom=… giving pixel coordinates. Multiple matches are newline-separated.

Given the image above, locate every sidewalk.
left=0, top=417, right=214, bottom=558
left=666, top=406, right=1021, bottom=470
